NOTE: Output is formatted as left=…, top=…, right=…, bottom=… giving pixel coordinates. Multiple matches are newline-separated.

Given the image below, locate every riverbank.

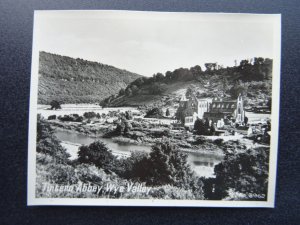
left=51, top=119, right=225, bottom=159
left=49, top=120, right=113, bottom=138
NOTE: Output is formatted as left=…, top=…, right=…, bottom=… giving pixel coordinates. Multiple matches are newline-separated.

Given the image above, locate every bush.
left=50, top=100, right=61, bottom=110
left=193, top=136, right=207, bottom=145
left=77, top=141, right=116, bottom=171
left=75, top=116, right=83, bottom=122
left=83, top=111, right=97, bottom=119
left=125, top=111, right=133, bottom=120
left=213, top=138, right=223, bottom=146
left=48, top=115, right=56, bottom=120
left=144, top=108, right=164, bottom=118
left=194, top=118, right=214, bottom=135
left=58, top=114, right=83, bottom=122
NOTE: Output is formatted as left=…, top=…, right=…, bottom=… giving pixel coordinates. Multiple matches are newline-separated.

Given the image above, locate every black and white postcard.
left=28, top=11, right=281, bottom=207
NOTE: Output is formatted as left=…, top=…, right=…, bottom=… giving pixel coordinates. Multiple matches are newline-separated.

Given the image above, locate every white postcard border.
left=27, top=10, right=281, bottom=207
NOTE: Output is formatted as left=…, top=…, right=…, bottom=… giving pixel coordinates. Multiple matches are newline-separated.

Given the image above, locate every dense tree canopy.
left=203, top=141, right=269, bottom=200
left=38, top=52, right=140, bottom=104
left=194, top=118, right=215, bottom=135
left=36, top=115, right=70, bottom=162
left=127, top=142, right=203, bottom=191
left=99, top=57, right=273, bottom=108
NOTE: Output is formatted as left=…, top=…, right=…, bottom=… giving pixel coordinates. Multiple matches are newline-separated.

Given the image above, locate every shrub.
left=125, top=111, right=133, bottom=120
left=214, top=138, right=223, bottom=146
left=193, top=136, right=207, bottom=145
left=145, top=108, right=164, bottom=118
left=48, top=115, right=56, bottom=120
left=50, top=100, right=61, bottom=110
left=77, top=141, right=116, bottom=171
left=83, top=111, right=97, bottom=119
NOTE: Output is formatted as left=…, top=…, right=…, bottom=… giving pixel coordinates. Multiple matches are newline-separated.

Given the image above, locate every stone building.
left=203, top=94, right=245, bottom=125
left=179, top=95, right=212, bottom=127
left=180, top=94, right=245, bottom=128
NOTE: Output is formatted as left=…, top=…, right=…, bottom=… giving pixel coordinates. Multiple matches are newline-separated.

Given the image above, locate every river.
left=55, top=130, right=223, bottom=178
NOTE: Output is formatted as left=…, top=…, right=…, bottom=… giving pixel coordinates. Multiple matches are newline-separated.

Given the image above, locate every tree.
left=131, top=77, right=146, bottom=87
left=125, top=111, right=133, bottom=120
left=50, top=100, right=61, bottom=110
left=229, top=80, right=248, bottom=98
left=145, top=107, right=164, bottom=118
left=210, top=123, right=215, bottom=135
left=190, top=65, right=202, bottom=77
left=244, top=116, right=248, bottom=125
left=221, top=77, right=229, bottom=96
left=153, top=72, right=165, bottom=81
left=123, top=120, right=132, bottom=135
left=96, top=113, right=101, bottom=119
left=48, top=115, right=56, bottom=120
left=204, top=63, right=217, bottom=72
left=194, top=118, right=212, bottom=135
left=114, top=119, right=132, bottom=136
left=194, top=118, right=205, bottom=135
left=166, top=108, right=170, bottom=117
left=185, top=87, right=193, bottom=98
left=114, top=151, right=149, bottom=179
left=119, top=88, right=125, bottom=96
left=78, top=141, right=115, bottom=171
left=149, top=83, right=166, bottom=95
left=115, top=121, right=125, bottom=136
left=204, top=142, right=269, bottom=200
left=130, top=85, right=139, bottom=94
left=100, top=96, right=112, bottom=107
left=125, top=88, right=132, bottom=96
left=36, top=115, right=70, bottom=162
left=172, top=68, right=193, bottom=81
left=165, top=71, right=173, bottom=81
left=204, top=118, right=210, bottom=128
left=83, top=111, right=97, bottom=119
left=131, top=142, right=201, bottom=190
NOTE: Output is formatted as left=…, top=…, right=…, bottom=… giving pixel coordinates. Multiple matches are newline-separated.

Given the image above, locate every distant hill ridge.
left=38, top=51, right=142, bottom=104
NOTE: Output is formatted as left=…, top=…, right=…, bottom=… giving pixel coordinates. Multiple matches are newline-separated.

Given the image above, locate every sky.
left=35, top=11, right=277, bottom=77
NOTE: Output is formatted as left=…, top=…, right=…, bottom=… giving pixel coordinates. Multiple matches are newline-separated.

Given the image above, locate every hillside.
left=101, top=58, right=273, bottom=110
left=38, top=52, right=142, bottom=104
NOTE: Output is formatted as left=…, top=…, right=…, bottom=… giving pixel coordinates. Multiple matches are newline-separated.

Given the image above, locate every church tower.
left=180, top=94, right=188, bottom=108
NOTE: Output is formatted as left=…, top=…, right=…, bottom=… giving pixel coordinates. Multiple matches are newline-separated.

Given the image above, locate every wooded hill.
left=38, top=52, right=142, bottom=104
left=101, top=58, right=273, bottom=109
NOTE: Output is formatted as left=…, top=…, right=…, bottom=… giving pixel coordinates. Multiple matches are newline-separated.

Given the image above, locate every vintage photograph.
left=28, top=11, right=281, bottom=207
